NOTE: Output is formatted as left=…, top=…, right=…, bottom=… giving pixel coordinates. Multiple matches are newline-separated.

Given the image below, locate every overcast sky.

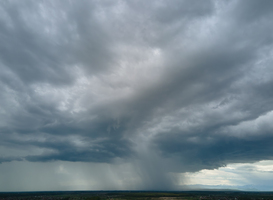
left=1, top=0, right=273, bottom=191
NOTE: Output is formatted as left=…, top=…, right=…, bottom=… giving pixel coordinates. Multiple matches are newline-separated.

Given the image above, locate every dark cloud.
left=0, top=0, right=114, bottom=87
left=153, top=129, right=273, bottom=172
left=1, top=0, right=273, bottom=190
left=0, top=156, right=23, bottom=164
left=232, top=0, right=273, bottom=23
left=25, top=137, right=133, bottom=163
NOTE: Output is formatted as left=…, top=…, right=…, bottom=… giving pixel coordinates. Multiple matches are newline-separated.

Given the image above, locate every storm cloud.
left=1, top=0, right=273, bottom=190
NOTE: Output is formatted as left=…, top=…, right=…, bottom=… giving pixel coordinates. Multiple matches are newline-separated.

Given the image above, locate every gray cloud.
left=1, top=0, right=273, bottom=190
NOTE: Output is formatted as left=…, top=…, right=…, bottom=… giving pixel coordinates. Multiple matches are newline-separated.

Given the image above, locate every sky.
left=1, top=0, right=273, bottom=192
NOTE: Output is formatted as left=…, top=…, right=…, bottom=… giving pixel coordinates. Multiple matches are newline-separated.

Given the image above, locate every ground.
left=1, top=191, right=273, bottom=200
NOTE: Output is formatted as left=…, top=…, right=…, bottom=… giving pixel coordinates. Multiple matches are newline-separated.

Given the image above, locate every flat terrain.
left=1, top=191, right=273, bottom=200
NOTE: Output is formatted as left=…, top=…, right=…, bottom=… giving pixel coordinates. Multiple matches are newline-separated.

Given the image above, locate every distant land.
left=1, top=190, right=273, bottom=200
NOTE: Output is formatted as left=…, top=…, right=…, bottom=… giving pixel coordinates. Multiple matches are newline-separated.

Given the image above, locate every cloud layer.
left=1, top=0, right=273, bottom=190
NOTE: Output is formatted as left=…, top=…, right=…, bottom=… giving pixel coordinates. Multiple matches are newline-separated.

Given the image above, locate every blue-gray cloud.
left=1, top=0, right=273, bottom=190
